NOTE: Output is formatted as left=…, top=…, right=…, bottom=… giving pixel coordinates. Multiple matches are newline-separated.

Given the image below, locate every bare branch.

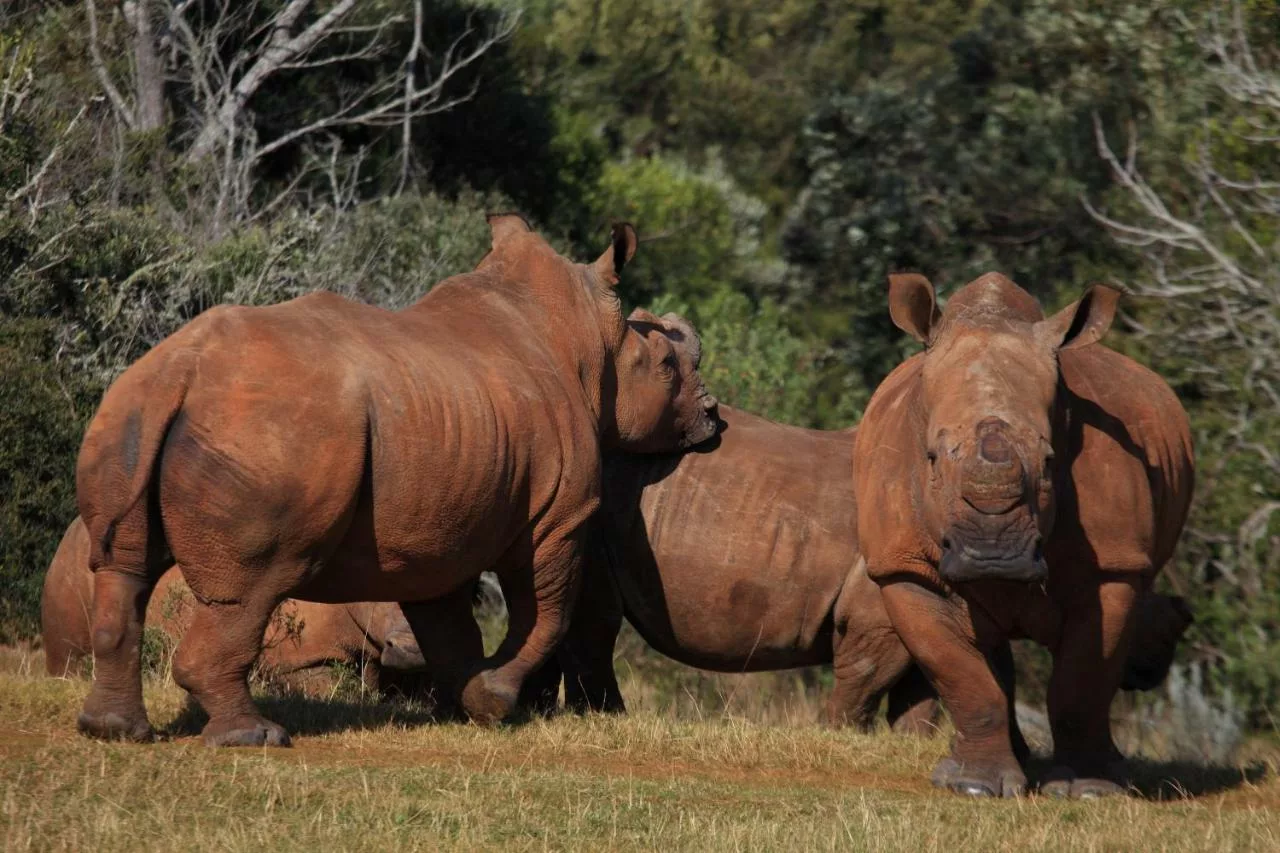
left=7, top=101, right=92, bottom=217
left=85, top=0, right=137, bottom=129
left=185, top=0, right=364, bottom=162
left=398, top=0, right=425, bottom=194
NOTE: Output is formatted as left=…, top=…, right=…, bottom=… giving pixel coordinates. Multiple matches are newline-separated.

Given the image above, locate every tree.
left=82, top=0, right=516, bottom=227
left=780, top=0, right=1192, bottom=398
left=1086, top=1, right=1280, bottom=723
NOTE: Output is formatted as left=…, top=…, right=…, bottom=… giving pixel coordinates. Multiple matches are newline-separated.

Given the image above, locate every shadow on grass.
left=160, top=691, right=461, bottom=740
left=1024, top=755, right=1270, bottom=800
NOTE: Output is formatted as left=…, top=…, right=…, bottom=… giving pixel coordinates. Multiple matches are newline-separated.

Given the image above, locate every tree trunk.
left=124, top=0, right=165, bottom=131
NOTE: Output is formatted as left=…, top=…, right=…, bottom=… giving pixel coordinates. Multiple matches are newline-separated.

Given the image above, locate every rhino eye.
left=926, top=450, right=938, bottom=466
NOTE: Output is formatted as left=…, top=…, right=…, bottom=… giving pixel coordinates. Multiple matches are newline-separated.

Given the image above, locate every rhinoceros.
left=517, top=404, right=1191, bottom=741
left=853, top=272, right=1193, bottom=797
left=42, top=517, right=428, bottom=694
left=74, top=215, right=719, bottom=746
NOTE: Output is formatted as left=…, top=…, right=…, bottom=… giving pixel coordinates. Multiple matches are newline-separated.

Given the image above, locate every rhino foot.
left=1040, top=766, right=1126, bottom=799
left=201, top=715, right=292, bottom=748
left=461, top=671, right=518, bottom=725
left=931, top=756, right=1027, bottom=798
left=77, top=710, right=156, bottom=743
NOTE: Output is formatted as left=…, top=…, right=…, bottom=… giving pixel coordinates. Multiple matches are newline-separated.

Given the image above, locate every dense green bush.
left=650, top=287, right=862, bottom=426
left=0, top=318, right=102, bottom=641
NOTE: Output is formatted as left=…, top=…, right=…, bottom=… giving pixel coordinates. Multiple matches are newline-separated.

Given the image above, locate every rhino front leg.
left=880, top=580, right=1026, bottom=798
left=1042, top=576, right=1142, bottom=798
left=518, top=549, right=626, bottom=718
left=460, top=530, right=583, bottom=724
left=982, top=641, right=1032, bottom=764
left=558, top=555, right=625, bottom=715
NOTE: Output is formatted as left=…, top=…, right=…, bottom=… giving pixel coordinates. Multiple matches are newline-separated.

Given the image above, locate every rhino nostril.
left=978, top=431, right=1012, bottom=465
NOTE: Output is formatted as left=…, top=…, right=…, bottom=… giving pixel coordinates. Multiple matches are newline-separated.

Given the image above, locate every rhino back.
left=159, top=288, right=597, bottom=605
left=601, top=407, right=858, bottom=670
left=1052, top=345, right=1195, bottom=573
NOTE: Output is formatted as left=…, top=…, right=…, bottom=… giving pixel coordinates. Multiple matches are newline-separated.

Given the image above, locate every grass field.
left=0, top=647, right=1277, bottom=852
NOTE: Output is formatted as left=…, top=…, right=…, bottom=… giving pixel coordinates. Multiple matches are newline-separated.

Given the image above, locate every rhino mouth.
left=938, top=534, right=1046, bottom=584
left=681, top=392, right=720, bottom=448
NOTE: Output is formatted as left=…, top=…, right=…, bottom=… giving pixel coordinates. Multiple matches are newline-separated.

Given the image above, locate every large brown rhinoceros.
left=854, top=272, right=1193, bottom=798
left=42, top=517, right=427, bottom=694
left=523, top=404, right=1191, bottom=738
left=74, top=215, right=719, bottom=746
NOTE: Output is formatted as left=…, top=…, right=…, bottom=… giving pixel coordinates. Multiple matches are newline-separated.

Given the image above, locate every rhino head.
left=479, top=215, right=718, bottom=453
left=357, top=603, right=427, bottom=672
left=614, top=307, right=719, bottom=452
left=888, top=271, right=1120, bottom=584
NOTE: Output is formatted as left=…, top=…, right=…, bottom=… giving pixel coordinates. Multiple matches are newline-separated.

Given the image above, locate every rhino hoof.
left=201, top=715, right=292, bottom=748
left=77, top=710, right=156, bottom=743
left=931, top=756, right=1026, bottom=798
left=461, top=672, right=518, bottom=725
left=1041, top=766, right=1126, bottom=799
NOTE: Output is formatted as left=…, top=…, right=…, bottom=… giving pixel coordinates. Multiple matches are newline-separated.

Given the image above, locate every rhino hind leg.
left=885, top=665, right=940, bottom=736
left=171, top=585, right=291, bottom=747
left=827, top=630, right=914, bottom=731
left=77, top=569, right=158, bottom=742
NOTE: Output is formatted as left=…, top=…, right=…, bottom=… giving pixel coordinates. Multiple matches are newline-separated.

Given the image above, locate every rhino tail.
left=77, top=345, right=192, bottom=577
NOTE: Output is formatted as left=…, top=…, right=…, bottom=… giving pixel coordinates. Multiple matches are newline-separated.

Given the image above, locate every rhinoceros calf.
left=74, top=215, right=718, bottom=747
left=520, top=405, right=1191, bottom=739
left=42, top=517, right=428, bottom=694
left=854, top=272, right=1193, bottom=798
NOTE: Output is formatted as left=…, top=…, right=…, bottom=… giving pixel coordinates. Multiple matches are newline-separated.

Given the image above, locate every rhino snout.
left=380, top=632, right=427, bottom=672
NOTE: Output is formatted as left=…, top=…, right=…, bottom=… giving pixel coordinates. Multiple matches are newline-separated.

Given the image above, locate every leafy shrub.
left=0, top=317, right=102, bottom=641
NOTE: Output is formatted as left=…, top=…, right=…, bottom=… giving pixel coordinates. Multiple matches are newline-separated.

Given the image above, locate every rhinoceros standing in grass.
left=74, top=215, right=718, bottom=746
left=42, top=516, right=428, bottom=694
left=518, top=400, right=1191, bottom=737
left=854, top=272, right=1193, bottom=798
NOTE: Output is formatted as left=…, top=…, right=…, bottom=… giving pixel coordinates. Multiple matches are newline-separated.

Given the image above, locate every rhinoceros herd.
left=40, top=215, right=1195, bottom=799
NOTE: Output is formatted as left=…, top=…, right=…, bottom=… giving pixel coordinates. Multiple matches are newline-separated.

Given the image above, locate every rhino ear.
left=1035, top=284, right=1121, bottom=352
left=627, top=307, right=662, bottom=326
left=888, top=273, right=940, bottom=345
left=486, top=212, right=532, bottom=249
left=594, top=222, right=638, bottom=287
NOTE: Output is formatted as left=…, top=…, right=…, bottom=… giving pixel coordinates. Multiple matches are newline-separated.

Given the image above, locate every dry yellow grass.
left=0, top=646, right=1276, bottom=852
